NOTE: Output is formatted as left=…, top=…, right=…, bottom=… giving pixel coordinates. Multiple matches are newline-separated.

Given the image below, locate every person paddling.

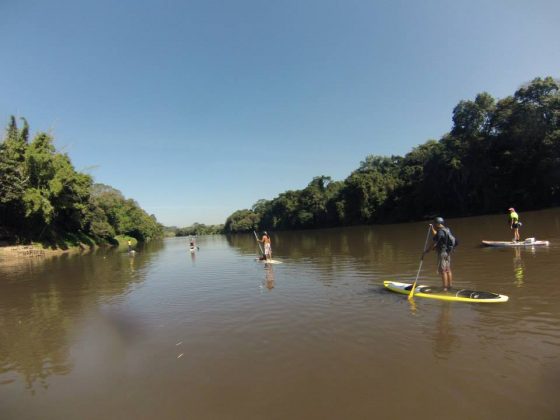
left=257, top=231, right=272, bottom=261
left=508, top=208, right=521, bottom=242
left=424, top=217, right=454, bottom=291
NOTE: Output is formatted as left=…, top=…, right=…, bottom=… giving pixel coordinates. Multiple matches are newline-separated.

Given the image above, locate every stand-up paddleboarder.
left=257, top=231, right=272, bottom=261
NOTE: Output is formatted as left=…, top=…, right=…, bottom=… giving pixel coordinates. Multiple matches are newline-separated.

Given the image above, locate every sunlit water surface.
left=2, top=209, right=560, bottom=419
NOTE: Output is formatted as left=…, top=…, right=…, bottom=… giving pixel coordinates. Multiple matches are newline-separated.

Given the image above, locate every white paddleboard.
left=255, top=258, right=283, bottom=264
left=482, top=238, right=549, bottom=247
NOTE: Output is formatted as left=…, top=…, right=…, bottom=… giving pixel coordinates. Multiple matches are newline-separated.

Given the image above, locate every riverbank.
left=0, top=243, right=97, bottom=259
left=0, top=242, right=99, bottom=271
left=0, top=234, right=138, bottom=261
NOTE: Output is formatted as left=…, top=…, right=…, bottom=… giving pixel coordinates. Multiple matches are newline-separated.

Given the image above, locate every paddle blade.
left=408, top=283, right=417, bottom=300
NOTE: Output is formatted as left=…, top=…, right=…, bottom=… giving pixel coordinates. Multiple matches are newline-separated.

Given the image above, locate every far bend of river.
left=2, top=209, right=560, bottom=420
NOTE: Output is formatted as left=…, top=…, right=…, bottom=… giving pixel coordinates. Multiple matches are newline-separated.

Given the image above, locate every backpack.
left=442, top=227, right=458, bottom=253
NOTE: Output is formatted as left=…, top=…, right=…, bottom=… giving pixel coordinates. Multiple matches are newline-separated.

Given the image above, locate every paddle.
left=253, top=230, right=265, bottom=258
left=408, top=225, right=432, bottom=300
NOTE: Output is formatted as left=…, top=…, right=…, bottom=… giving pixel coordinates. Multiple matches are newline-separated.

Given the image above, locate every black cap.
left=434, top=217, right=445, bottom=225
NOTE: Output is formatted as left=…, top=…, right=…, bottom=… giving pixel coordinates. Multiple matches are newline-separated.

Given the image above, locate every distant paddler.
left=256, top=231, right=272, bottom=261
left=508, top=208, right=521, bottom=242
left=127, top=239, right=136, bottom=255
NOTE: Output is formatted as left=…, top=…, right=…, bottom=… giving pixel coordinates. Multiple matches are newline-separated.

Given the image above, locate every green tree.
left=89, top=184, right=162, bottom=241
left=218, top=76, right=560, bottom=230
left=224, top=209, right=260, bottom=233
left=0, top=118, right=29, bottom=236
left=21, top=132, right=93, bottom=234
left=0, top=117, right=162, bottom=243
left=340, top=155, right=401, bottom=224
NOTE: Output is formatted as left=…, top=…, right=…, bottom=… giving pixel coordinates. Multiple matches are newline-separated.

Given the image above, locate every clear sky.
left=1, top=0, right=559, bottom=226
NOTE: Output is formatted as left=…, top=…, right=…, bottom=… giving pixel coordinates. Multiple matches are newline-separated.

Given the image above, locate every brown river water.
left=1, top=209, right=560, bottom=420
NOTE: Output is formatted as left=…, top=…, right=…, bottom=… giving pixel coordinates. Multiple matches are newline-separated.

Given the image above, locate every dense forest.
left=224, top=77, right=560, bottom=233
left=0, top=118, right=163, bottom=245
left=175, top=223, right=224, bottom=236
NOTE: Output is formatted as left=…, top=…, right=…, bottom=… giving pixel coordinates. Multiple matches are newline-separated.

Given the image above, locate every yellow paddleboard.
left=383, top=280, right=508, bottom=303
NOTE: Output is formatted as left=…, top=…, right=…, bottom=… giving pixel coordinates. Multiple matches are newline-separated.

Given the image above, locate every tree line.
left=0, top=118, right=163, bottom=245
left=175, top=223, right=224, bottom=236
left=224, top=76, right=560, bottom=233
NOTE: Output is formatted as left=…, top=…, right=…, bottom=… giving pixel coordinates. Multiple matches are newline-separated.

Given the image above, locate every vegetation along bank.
left=0, top=117, right=163, bottom=249
left=224, top=77, right=560, bottom=233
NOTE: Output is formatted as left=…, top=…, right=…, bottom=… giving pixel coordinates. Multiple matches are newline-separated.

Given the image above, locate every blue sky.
left=1, top=0, right=559, bottom=226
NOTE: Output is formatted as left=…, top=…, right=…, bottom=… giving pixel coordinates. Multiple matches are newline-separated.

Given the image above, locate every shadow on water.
left=0, top=241, right=163, bottom=393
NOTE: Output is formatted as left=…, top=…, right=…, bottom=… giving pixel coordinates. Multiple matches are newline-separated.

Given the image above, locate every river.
left=1, top=209, right=560, bottom=419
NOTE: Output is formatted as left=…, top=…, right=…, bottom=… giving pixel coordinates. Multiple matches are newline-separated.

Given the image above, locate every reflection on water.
left=0, top=289, right=74, bottom=394
left=227, top=226, right=403, bottom=287
left=432, top=303, right=459, bottom=359
left=513, top=247, right=525, bottom=287
left=0, top=242, right=161, bottom=394
left=226, top=227, right=402, bottom=265
left=263, top=264, right=275, bottom=290
left=407, top=297, right=418, bottom=314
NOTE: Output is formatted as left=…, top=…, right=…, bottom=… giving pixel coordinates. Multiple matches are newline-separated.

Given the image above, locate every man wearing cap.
left=508, top=208, right=521, bottom=242
left=425, top=217, right=453, bottom=291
